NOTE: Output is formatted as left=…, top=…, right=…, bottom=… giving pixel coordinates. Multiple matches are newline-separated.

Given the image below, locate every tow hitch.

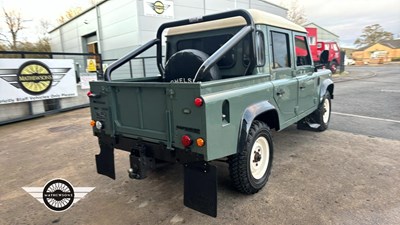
left=128, top=145, right=155, bottom=180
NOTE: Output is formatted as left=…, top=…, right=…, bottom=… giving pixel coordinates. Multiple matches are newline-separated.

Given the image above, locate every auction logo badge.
left=23, top=178, right=94, bottom=212
left=17, top=60, right=53, bottom=95
left=149, top=1, right=170, bottom=14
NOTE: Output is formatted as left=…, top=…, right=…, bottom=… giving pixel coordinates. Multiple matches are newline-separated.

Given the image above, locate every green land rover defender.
left=88, top=9, right=334, bottom=217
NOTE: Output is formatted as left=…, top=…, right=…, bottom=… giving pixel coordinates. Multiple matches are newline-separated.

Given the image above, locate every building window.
left=308, top=36, right=316, bottom=45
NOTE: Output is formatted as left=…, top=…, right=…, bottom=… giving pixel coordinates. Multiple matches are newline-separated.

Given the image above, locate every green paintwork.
left=89, top=22, right=333, bottom=162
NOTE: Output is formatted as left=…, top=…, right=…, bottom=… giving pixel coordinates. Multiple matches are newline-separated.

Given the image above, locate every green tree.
left=354, top=24, right=393, bottom=47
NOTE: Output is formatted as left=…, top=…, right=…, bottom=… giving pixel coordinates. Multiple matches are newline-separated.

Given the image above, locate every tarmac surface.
left=330, top=64, right=400, bottom=140
left=0, top=65, right=399, bottom=225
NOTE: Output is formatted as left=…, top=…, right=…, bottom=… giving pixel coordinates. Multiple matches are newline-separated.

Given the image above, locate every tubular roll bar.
left=193, top=26, right=253, bottom=81
left=105, top=9, right=256, bottom=81
left=105, top=39, right=159, bottom=81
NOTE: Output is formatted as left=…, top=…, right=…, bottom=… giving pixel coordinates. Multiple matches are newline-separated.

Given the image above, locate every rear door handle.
left=299, top=86, right=305, bottom=90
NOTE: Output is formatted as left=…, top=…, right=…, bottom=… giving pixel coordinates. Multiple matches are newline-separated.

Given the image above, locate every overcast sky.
left=271, top=0, right=400, bottom=47
left=0, top=0, right=399, bottom=48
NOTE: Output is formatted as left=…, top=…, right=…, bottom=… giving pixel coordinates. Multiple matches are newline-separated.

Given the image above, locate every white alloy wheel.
left=322, top=98, right=330, bottom=124
left=250, top=136, right=270, bottom=180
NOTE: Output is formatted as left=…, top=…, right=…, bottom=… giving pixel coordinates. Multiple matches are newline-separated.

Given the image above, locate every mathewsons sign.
left=0, top=59, right=77, bottom=104
left=144, top=0, right=174, bottom=18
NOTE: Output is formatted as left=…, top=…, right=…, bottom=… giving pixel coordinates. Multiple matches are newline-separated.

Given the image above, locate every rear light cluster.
left=90, top=120, right=103, bottom=130
left=181, top=135, right=205, bottom=148
left=180, top=97, right=205, bottom=149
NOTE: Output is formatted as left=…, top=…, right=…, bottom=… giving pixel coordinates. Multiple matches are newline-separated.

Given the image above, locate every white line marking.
left=381, top=90, right=400, bottom=93
left=332, top=112, right=400, bottom=124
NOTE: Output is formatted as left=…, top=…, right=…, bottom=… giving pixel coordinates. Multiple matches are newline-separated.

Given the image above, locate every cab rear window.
left=177, top=34, right=235, bottom=69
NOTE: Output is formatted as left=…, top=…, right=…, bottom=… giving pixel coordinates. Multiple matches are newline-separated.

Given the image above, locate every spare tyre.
left=164, top=49, right=220, bottom=82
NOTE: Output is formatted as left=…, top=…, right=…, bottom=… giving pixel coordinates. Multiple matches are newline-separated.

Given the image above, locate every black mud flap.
left=95, top=142, right=116, bottom=179
left=184, top=162, right=217, bottom=217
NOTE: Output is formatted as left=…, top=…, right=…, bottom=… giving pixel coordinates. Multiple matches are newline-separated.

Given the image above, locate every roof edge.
left=49, top=0, right=108, bottom=34
left=167, top=9, right=306, bottom=36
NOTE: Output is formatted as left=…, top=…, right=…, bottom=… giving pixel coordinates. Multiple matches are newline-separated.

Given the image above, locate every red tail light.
left=87, top=91, right=98, bottom=98
left=181, top=135, right=192, bottom=147
left=194, top=97, right=203, bottom=107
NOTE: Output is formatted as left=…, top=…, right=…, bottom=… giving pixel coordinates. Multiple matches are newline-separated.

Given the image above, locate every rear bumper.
left=94, top=133, right=205, bottom=179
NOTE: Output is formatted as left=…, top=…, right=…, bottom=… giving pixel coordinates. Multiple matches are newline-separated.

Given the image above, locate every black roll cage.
left=104, top=9, right=257, bottom=81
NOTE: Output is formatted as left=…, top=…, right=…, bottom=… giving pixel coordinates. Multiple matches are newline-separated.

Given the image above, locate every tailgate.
left=113, top=83, right=170, bottom=142
left=90, top=81, right=204, bottom=149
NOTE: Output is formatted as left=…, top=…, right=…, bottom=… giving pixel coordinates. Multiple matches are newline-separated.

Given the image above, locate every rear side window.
left=295, top=35, right=312, bottom=66
left=271, top=31, right=291, bottom=69
left=256, top=31, right=265, bottom=66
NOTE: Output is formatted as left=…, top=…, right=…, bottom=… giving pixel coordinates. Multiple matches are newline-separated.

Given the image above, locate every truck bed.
left=89, top=75, right=274, bottom=161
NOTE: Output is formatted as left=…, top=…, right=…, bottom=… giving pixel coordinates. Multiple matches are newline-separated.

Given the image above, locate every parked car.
left=345, top=55, right=355, bottom=65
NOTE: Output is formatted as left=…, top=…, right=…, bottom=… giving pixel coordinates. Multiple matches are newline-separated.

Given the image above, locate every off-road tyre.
left=315, top=92, right=331, bottom=131
left=228, top=120, right=273, bottom=194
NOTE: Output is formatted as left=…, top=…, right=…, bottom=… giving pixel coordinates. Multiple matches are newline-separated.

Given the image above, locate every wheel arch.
left=236, top=101, right=279, bottom=154
left=320, top=79, right=334, bottom=101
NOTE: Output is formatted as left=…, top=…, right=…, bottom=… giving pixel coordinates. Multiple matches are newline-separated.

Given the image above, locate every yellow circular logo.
left=153, top=1, right=165, bottom=14
left=17, top=61, right=53, bottom=95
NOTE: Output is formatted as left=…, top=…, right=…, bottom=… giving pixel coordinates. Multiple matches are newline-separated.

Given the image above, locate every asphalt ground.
left=331, top=64, right=400, bottom=140
left=0, top=65, right=399, bottom=225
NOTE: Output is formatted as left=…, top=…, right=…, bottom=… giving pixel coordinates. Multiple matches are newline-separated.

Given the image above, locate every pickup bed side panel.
left=200, top=76, right=274, bottom=161
left=170, top=84, right=205, bottom=151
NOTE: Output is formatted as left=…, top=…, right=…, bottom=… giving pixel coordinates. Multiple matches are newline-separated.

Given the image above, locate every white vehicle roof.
left=166, top=9, right=306, bottom=36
